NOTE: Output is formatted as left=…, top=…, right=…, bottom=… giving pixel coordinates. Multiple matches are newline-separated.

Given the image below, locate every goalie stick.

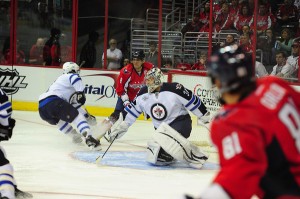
left=95, top=134, right=118, bottom=166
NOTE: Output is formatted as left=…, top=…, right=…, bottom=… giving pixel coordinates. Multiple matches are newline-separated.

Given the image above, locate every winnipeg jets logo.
left=150, top=103, right=167, bottom=121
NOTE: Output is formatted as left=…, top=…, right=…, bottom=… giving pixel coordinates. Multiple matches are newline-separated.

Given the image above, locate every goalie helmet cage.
left=167, top=70, right=218, bottom=153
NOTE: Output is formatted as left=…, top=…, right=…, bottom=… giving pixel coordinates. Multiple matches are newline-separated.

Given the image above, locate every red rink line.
left=30, top=191, right=135, bottom=199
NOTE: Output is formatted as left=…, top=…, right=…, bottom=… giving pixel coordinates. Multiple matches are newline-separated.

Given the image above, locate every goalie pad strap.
left=153, top=122, right=208, bottom=166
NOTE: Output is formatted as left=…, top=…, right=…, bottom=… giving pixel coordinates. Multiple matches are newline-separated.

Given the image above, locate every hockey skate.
left=68, top=129, right=83, bottom=144
left=14, top=186, right=33, bottom=198
left=85, top=135, right=101, bottom=150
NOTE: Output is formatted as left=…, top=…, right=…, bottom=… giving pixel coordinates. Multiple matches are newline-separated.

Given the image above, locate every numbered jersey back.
left=210, top=76, right=300, bottom=199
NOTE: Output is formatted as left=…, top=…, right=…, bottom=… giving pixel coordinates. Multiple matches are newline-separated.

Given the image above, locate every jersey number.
left=279, top=102, right=300, bottom=153
left=222, top=132, right=242, bottom=160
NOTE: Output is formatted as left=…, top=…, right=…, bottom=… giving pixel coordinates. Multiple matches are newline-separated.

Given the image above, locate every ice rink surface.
left=2, top=111, right=219, bottom=199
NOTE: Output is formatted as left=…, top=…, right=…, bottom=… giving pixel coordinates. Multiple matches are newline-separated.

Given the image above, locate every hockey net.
left=167, top=70, right=221, bottom=153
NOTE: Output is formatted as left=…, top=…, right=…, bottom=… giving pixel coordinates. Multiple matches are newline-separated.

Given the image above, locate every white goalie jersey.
left=39, top=73, right=85, bottom=102
left=124, top=82, right=207, bottom=128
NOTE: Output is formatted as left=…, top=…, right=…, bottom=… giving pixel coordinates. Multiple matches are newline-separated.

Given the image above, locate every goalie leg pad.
left=153, top=122, right=208, bottom=168
left=146, top=141, right=175, bottom=166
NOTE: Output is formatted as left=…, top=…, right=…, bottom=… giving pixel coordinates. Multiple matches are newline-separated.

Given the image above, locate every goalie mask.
left=63, top=62, right=80, bottom=74
left=145, top=68, right=164, bottom=93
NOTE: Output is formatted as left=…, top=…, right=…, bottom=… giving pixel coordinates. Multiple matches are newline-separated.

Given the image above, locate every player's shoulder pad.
left=121, top=64, right=134, bottom=74
left=161, top=82, right=191, bottom=97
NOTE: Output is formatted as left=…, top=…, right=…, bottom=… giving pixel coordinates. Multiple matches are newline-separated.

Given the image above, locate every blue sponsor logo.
left=84, top=84, right=117, bottom=99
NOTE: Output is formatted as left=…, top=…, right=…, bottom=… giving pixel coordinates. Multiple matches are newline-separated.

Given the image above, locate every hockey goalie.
left=107, top=68, right=211, bottom=169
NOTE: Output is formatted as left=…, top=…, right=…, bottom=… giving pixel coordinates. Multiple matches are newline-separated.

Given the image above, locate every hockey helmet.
left=63, top=62, right=80, bottom=74
left=145, top=68, right=164, bottom=93
left=132, top=50, right=145, bottom=60
left=207, top=44, right=254, bottom=94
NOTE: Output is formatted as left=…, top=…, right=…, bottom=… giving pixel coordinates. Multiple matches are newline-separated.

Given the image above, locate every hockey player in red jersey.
left=186, top=44, right=300, bottom=199
left=98, top=50, right=154, bottom=137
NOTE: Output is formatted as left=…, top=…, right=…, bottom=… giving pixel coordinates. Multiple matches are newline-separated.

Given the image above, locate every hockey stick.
left=79, top=60, right=86, bottom=68
left=198, top=120, right=211, bottom=133
left=95, top=134, right=118, bottom=166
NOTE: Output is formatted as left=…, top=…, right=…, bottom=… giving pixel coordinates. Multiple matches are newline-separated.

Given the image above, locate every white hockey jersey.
left=39, top=73, right=84, bottom=102
left=124, top=82, right=207, bottom=128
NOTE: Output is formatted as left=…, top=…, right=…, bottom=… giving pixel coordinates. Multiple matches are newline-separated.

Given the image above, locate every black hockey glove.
left=0, top=118, right=15, bottom=141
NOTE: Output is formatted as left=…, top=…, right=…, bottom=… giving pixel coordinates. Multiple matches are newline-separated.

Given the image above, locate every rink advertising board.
left=0, top=65, right=120, bottom=116
left=2, top=65, right=300, bottom=117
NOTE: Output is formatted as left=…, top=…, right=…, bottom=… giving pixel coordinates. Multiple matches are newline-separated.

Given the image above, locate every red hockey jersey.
left=210, top=77, right=300, bottom=199
left=115, top=62, right=153, bottom=101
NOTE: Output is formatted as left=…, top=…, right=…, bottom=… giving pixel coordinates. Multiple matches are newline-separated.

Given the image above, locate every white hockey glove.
left=121, top=93, right=130, bottom=107
left=199, top=111, right=211, bottom=124
left=108, top=121, right=129, bottom=142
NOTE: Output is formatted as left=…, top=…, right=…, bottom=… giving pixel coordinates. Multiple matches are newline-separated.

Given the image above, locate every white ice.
left=2, top=111, right=218, bottom=199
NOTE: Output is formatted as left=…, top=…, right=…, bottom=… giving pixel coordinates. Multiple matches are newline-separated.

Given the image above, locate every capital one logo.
left=0, top=68, right=28, bottom=94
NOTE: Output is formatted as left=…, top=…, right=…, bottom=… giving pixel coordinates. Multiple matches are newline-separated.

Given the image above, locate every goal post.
left=167, top=70, right=221, bottom=151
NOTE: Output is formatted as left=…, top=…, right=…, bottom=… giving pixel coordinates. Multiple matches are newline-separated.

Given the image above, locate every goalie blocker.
left=150, top=122, right=208, bottom=169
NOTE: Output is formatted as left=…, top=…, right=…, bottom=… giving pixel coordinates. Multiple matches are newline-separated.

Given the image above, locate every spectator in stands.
left=192, top=52, right=207, bottom=70
left=80, top=31, right=99, bottom=68
left=60, top=33, right=72, bottom=64
left=257, top=28, right=277, bottom=65
left=145, top=41, right=162, bottom=67
left=214, top=3, right=235, bottom=32
left=43, top=28, right=61, bottom=66
left=163, top=59, right=173, bottom=69
left=102, top=38, right=123, bottom=70
left=229, top=0, right=240, bottom=16
left=218, top=34, right=237, bottom=47
left=270, top=51, right=293, bottom=77
left=256, top=3, right=276, bottom=35
left=241, top=25, right=254, bottom=42
left=50, top=32, right=61, bottom=66
left=123, top=58, right=130, bottom=67
left=287, top=40, right=299, bottom=77
left=255, top=60, right=269, bottom=77
left=239, top=33, right=253, bottom=53
left=199, top=2, right=209, bottom=27
left=234, top=4, right=254, bottom=32
left=276, top=28, right=293, bottom=55
left=276, top=0, right=298, bottom=28
left=213, top=0, right=226, bottom=16
left=2, top=38, right=25, bottom=65
left=181, top=13, right=201, bottom=37
left=29, top=37, right=45, bottom=65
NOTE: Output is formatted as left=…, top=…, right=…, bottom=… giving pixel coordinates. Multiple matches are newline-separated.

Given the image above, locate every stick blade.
left=96, top=157, right=102, bottom=166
